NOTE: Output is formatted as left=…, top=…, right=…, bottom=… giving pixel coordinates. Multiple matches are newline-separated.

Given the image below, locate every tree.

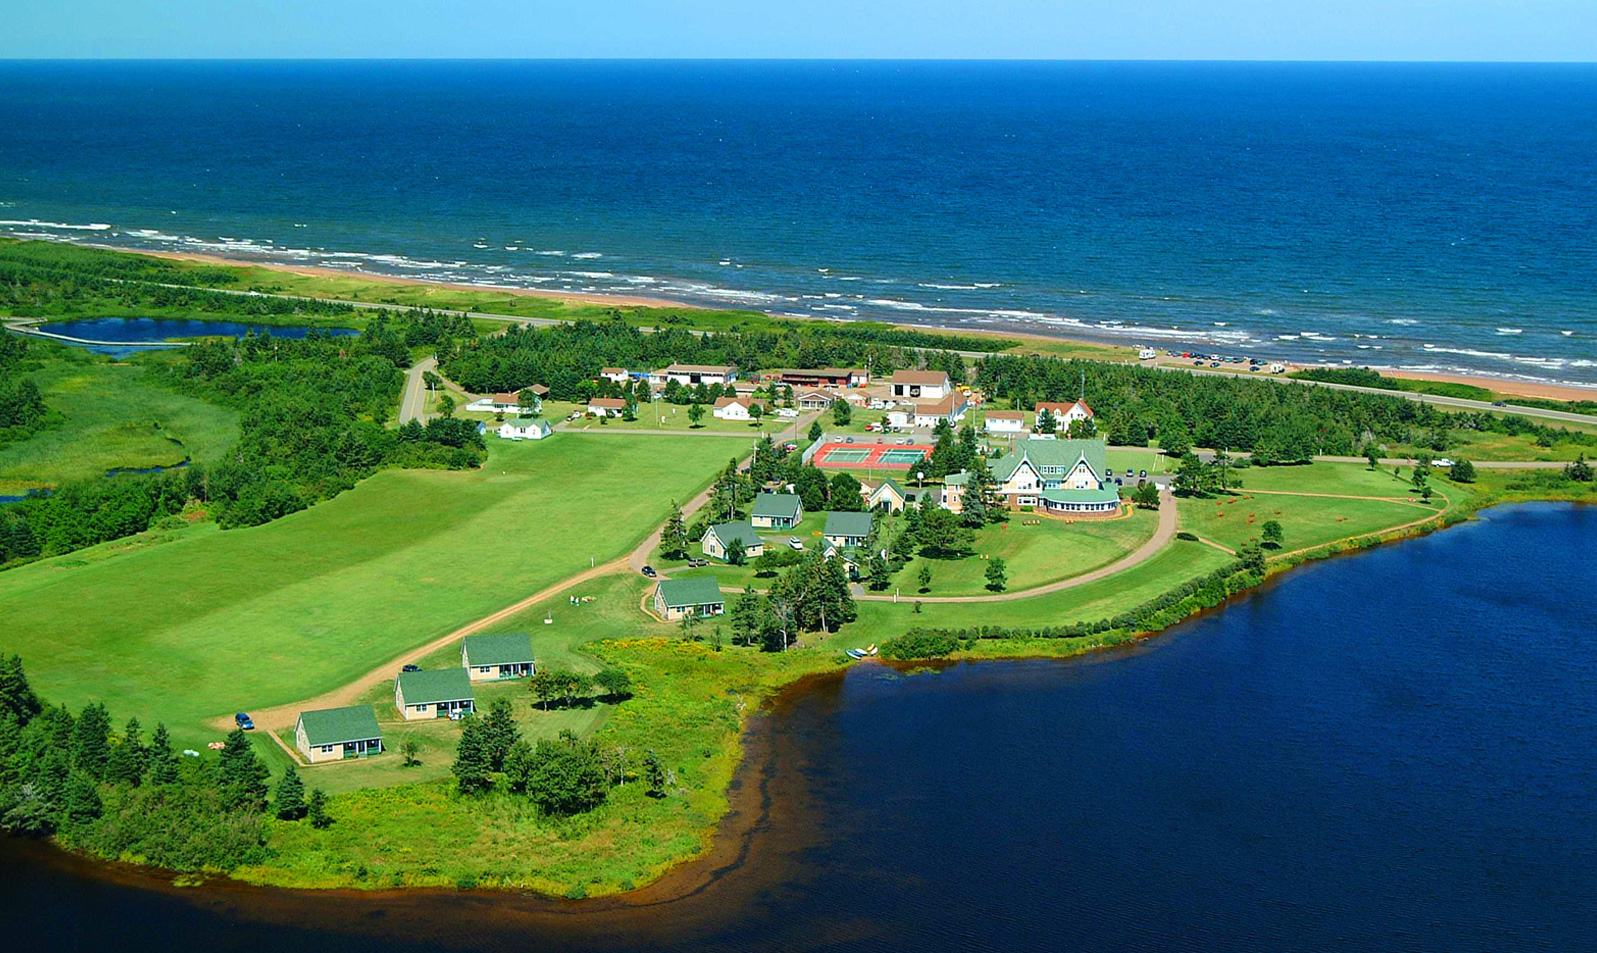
left=437, top=394, right=456, bottom=419
left=727, top=538, right=747, bottom=566
left=63, top=771, right=103, bottom=829
left=451, top=716, right=495, bottom=795
left=1173, top=452, right=1207, bottom=496
left=832, top=399, right=852, bottom=426
left=422, top=370, right=442, bottom=391
left=1066, top=417, right=1096, bottom=439
left=644, top=750, right=666, bottom=798
left=275, top=765, right=307, bottom=820
left=147, top=723, right=180, bottom=785
left=749, top=401, right=766, bottom=427
left=594, top=669, right=632, bottom=701
left=730, top=590, right=768, bottom=647
left=70, top=702, right=112, bottom=781
left=829, top=471, right=864, bottom=510
left=0, top=654, right=41, bottom=726
left=1261, top=520, right=1284, bottom=549
left=808, top=420, right=824, bottom=443
left=662, top=501, right=690, bottom=558
left=104, top=717, right=147, bottom=787
left=529, top=670, right=562, bottom=710
left=307, top=788, right=332, bottom=829
left=517, top=388, right=542, bottom=417
left=917, top=505, right=975, bottom=557
left=687, top=403, right=706, bottom=428
left=401, top=738, right=420, bottom=768
left=1450, top=459, right=1476, bottom=483
left=1132, top=480, right=1160, bottom=509
left=1160, top=419, right=1191, bottom=458
left=517, top=731, right=609, bottom=815
left=481, top=698, right=520, bottom=772
left=1363, top=443, right=1382, bottom=469
left=917, top=564, right=933, bottom=593
left=216, top=728, right=270, bottom=812
left=1239, top=541, right=1267, bottom=574
left=867, top=551, right=891, bottom=591
left=985, top=556, right=1008, bottom=592
left=1037, top=407, right=1058, bottom=435
left=1565, top=455, right=1594, bottom=482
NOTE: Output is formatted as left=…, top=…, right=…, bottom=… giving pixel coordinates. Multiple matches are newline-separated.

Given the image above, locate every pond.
left=3, top=502, right=1594, bottom=952
left=29, top=317, right=359, bottom=356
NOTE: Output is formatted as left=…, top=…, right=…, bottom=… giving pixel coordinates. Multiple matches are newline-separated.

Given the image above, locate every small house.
left=587, top=397, right=628, bottom=417
left=395, top=668, right=476, bottom=721
left=654, top=576, right=727, bottom=621
left=984, top=410, right=1027, bottom=434
left=660, top=363, right=738, bottom=386
left=823, top=510, right=874, bottom=549
left=796, top=390, right=836, bottom=410
left=497, top=416, right=552, bottom=440
left=712, top=396, right=765, bottom=421
left=702, top=520, right=765, bottom=561
left=865, top=478, right=908, bottom=513
left=461, top=632, right=536, bottom=682
left=750, top=492, right=804, bottom=529
left=295, top=705, right=383, bottom=764
left=599, top=367, right=630, bottom=383
left=1034, top=399, right=1094, bottom=432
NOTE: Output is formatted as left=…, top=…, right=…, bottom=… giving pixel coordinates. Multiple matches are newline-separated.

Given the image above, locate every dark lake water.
left=31, top=317, right=358, bottom=356
left=3, top=502, right=1594, bottom=952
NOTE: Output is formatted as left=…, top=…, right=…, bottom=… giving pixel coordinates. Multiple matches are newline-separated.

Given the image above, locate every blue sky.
left=5, top=0, right=1594, bottom=60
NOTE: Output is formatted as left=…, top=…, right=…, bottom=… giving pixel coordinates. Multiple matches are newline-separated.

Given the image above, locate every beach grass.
left=0, top=434, right=731, bottom=747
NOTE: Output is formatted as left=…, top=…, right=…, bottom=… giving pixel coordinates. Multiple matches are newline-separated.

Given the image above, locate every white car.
left=776, top=408, right=799, bottom=418
left=1433, top=458, right=1455, bottom=467
left=788, top=537, right=805, bottom=550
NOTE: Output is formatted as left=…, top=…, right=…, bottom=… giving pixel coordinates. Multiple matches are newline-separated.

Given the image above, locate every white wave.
left=1496, top=327, right=1523, bottom=334
left=918, top=282, right=982, bottom=291
left=973, top=283, right=1003, bottom=289
left=0, top=219, right=111, bottom=231
left=1277, top=334, right=1300, bottom=341
left=1387, top=318, right=1421, bottom=326
left=1422, top=344, right=1514, bottom=360
left=535, top=250, right=566, bottom=257
left=565, top=271, right=615, bottom=279
left=571, top=252, right=603, bottom=259
left=1562, top=330, right=1576, bottom=336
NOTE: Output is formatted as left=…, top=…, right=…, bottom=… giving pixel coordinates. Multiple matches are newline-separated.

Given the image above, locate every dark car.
left=401, top=664, right=421, bottom=673
left=1492, top=400, right=1508, bottom=407
left=641, top=566, right=657, bottom=578
left=234, top=712, right=255, bottom=731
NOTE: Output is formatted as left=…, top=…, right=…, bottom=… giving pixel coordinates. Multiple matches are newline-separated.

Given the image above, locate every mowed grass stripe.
left=0, top=434, right=734, bottom=743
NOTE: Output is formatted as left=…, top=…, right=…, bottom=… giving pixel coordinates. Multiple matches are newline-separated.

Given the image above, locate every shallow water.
left=3, top=502, right=1594, bottom=951
left=30, top=317, right=358, bottom=356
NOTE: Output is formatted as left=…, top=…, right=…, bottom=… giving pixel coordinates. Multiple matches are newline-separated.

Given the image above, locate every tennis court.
left=813, top=442, right=932, bottom=469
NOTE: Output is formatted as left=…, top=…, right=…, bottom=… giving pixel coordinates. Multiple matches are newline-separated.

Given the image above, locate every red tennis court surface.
left=813, top=442, right=932, bottom=469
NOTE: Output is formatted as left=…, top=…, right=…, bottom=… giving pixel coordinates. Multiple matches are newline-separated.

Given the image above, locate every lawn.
left=0, top=434, right=732, bottom=746
left=837, top=539, right=1236, bottom=646
left=1229, top=461, right=1417, bottom=497
left=888, top=506, right=1159, bottom=597
left=1176, top=491, right=1427, bottom=553
left=0, top=351, right=238, bottom=494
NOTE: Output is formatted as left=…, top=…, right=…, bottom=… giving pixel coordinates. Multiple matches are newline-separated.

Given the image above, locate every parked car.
left=1139, top=469, right=1148, bottom=478
left=234, top=712, right=255, bottom=731
left=788, top=537, right=805, bottom=550
left=401, top=664, right=421, bottom=673
left=641, top=566, right=657, bottom=578
left=1492, top=400, right=1508, bottom=407
left=845, top=436, right=855, bottom=444
left=1433, top=458, right=1455, bottom=467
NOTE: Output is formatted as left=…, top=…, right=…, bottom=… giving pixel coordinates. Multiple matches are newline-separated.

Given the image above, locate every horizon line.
left=2, top=56, right=1596, bottom=65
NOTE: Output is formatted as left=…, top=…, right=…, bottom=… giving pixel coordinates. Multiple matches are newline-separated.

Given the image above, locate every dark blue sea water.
left=2, top=502, right=1593, bottom=951
left=29, top=316, right=358, bottom=356
left=1, top=60, right=1594, bottom=383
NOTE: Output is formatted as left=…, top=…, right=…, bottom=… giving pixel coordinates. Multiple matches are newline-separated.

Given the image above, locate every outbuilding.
left=702, top=520, right=765, bottom=561
left=461, top=632, right=536, bottom=682
left=653, top=576, right=727, bottom=620
left=497, top=416, right=552, bottom=440
left=295, top=705, right=383, bottom=764
left=751, top=492, right=804, bottom=529
left=395, top=668, right=476, bottom=721
left=587, top=397, right=628, bottom=417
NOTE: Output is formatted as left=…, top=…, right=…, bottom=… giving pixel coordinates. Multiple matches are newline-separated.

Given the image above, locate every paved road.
left=398, top=356, right=437, bottom=424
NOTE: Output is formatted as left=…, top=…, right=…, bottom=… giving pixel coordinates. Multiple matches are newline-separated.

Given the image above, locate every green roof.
left=992, top=439, right=1108, bottom=483
left=871, top=478, right=906, bottom=501
left=1040, top=486, right=1122, bottom=506
left=504, top=416, right=547, bottom=430
left=462, top=632, right=534, bottom=667
left=656, top=576, right=726, bottom=609
left=396, top=668, right=474, bottom=705
left=824, top=510, right=874, bottom=539
left=298, top=705, right=382, bottom=747
left=944, top=470, right=971, bottom=486
left=751, top=492, right=803, bottom=521
left=707, top=520, right=763, bottom=550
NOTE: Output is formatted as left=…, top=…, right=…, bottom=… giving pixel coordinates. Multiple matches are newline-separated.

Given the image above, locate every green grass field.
left=889, top=506, right=1159, bottom=596
left=0, top=352, right=238, bottom=494
left=0, top=434, right=731, bottom=745
left=1177, top=492, right=1426, bottom=553
left=1229, top=461, right=1416, bottom=497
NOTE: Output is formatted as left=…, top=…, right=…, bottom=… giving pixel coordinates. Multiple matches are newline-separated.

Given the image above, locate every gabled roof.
left=588, top=397, right=627, bottom=409
left=797, top=390, right=836, bottom=402
left=462, top=632, right=534, bottom=667
left=706, top=520, right=763, bottom=550
left=991, top=439, right=1108, bottom=483
left=656, top=576, right=726, bottom=609
left=944, top=470, right=971, bottom=487
left=396, top=668, right=475, bottom=705
left=751, top=492, right=803, bottom=521
left=891, top=369, right=950, bottom=386
left=664, top=363, right=736, bottom=374
left=1035, top=399, right=1093, bottom=418
left=298, top=705, right=382, bottom=747
left=600, top=367, right=627, bottom=375
left=824, top=510, right=874, bottom=539
left=985, top=410, right=1025, bottom=420
left=502, top=416, right=549, bottom=432
left=869, top=478, right=906, bottom=502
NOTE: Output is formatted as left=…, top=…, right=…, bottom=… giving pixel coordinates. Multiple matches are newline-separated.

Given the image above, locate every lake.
left=28, top=317, right=358, bottom=356
left=3, top=502, right=1593, bottom=952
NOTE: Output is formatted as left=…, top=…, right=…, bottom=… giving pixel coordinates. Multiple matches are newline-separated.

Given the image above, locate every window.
left=321, top=745, right=333, bottom=753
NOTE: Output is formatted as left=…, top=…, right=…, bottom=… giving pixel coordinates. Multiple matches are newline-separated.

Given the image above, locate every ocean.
left=1, top=60, right=1594, bottom=384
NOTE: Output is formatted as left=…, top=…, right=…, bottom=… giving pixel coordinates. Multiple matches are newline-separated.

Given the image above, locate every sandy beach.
left=117, top=246, right=1597, bottom=404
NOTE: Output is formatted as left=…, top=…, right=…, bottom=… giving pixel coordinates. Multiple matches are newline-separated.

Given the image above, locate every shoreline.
left=73, top=243, right=1597, bottom=405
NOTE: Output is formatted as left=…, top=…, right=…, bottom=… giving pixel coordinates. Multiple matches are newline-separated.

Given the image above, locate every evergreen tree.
left=1173, top=452, right=1207, bottom=496
left=985, top=556, right=1008, bottom=592
left=687, top=402, right=705, bottom=428
left=807, top=420, right=824, bottom=443
left=867, top=551, right=892, bottom=591
left=917, top=564, right=933, bottom=593
left=828, top=471, right=864, bottom=511
left=1037, top=408, right=1058, bottom=435
left=831, top=399, right=852, bottom=426
left=452, top=716, right=495, bottom=794
left=520, top=731, right=609, bottom=815
left=306, top=788, right=332, bottom=829
left=1132, top=480, right=1160, bottom=509
left=70, top=702, right=112, bottom=781
left=62, top=770, right=103, bottom=828
left=0, top=654, right=41, bottom=726
left=1450, top=459, right=1477, bottom=483
left=105, top=717, right=147, bottom=787
left=482, top=698, right=520, bottom=772
left=644, top=750, right=666, bottom=798
left=662, top=501, right=689, bottom=558
left=147, top=723, right=180, bottom=785
left=216, top=728, right=271, bottom=812
left=275, top=764, right=307, bottom=820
